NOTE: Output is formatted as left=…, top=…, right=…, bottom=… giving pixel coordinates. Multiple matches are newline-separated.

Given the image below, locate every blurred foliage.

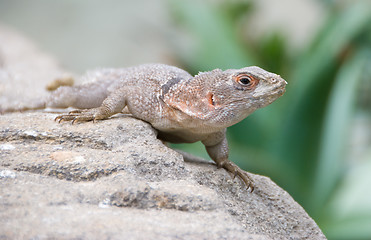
left=168, top=0, right=371, bottom=239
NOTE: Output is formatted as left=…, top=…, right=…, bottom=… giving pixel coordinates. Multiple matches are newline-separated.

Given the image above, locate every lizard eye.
left=239, top=77, right=251, bottom=85
left=235, top=74, right=258, bottom=89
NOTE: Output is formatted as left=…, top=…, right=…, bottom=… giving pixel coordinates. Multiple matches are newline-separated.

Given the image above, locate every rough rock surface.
left=0, top=24, right=326, bottom=240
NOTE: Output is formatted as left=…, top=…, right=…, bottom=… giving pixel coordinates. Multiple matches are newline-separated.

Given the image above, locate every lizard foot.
left=218, top=160, right=254, bottom=192
left=55, top=108, right=101, bottom=124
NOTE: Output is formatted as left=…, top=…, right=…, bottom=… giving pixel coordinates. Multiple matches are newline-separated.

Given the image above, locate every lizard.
left=1, top=63, right=287, bottom=191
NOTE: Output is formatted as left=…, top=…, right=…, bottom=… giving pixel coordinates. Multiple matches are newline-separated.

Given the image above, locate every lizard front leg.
left=202, top=130, right=254, bottom=191
left=55, top=87, right=128, bottom=123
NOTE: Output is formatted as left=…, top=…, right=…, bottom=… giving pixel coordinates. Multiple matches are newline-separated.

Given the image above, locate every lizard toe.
left=219, top=160, right=255, bottom=192
left=55, top=108, right=97, bottom=124
left=71, top=115, right=95, bottom=124
left=240, top=171, right=254, bottom=192
left=55, top=114, right=77, bottom=123
left=69, top=109, right=83, bottom=114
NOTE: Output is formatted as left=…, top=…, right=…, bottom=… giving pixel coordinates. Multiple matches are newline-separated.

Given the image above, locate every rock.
left=0, top=25, right=326, bottom=239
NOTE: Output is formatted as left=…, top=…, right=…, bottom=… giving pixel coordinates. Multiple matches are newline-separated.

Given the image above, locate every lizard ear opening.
left=207, top=92, right=215, bottom=106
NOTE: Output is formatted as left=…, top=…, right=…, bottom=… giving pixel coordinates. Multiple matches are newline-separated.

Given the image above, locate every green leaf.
left=273, top=1, right=371, bottom=204
left=168, top=0, right=255, bottom=71
left=311, top=48, right=368, bottom=213
left=322, top=153, right=371, bottom=239
left=291, top=2, right=371, bottom=101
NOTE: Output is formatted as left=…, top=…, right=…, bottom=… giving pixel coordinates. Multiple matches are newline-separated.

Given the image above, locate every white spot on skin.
left=53, top=145, right=64, bottom=150
left=24, top=130, right=38, bottom=137
left=98, top=198, right=111, bottom=208
left=73, top=156, right=86, bottom=164
left=0, top=170, right=16, bottom=178
left=0, top=144, right=15, bottom=150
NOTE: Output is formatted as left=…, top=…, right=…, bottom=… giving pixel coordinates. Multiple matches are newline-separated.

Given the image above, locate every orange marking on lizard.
left=207, top=92, right=215, bottom=107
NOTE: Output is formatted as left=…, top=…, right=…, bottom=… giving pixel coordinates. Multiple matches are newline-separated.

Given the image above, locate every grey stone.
left=0, top=24, right=326, bottom=240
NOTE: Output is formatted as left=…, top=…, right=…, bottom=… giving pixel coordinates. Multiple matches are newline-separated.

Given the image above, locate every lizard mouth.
left=249, top=82, right=286, bottom=107
left=268, top=79, right=287, bottom=96
left=254, top=84, right=286, bottom=99
left=273, top=86, right=286, bottom=96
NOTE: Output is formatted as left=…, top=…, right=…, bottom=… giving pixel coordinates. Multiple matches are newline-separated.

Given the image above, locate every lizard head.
left=193, top=66, right=287, bottom=127
left=162, top=66, right=286, bottom=130
left=225, top=66, right=287, bottom=107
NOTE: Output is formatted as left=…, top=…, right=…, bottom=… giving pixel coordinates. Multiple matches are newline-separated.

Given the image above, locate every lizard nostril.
left=271, top=77, right=278, bottom=84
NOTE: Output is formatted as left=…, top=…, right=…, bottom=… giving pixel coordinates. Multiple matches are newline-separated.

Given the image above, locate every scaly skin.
left=3, top=64, right=287, bottom=191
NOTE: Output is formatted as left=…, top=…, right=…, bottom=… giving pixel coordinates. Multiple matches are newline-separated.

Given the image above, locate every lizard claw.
left=232, top=169, right=238, bottom=179
left=54, top=109, right=97, bottom=124
left=71, top=117, right=79, bottom=125
left=218, top=160, right=254, bottom=192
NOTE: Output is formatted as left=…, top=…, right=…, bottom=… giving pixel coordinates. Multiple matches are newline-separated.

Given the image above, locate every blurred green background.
left=1, top=0, right=370, bottom=239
